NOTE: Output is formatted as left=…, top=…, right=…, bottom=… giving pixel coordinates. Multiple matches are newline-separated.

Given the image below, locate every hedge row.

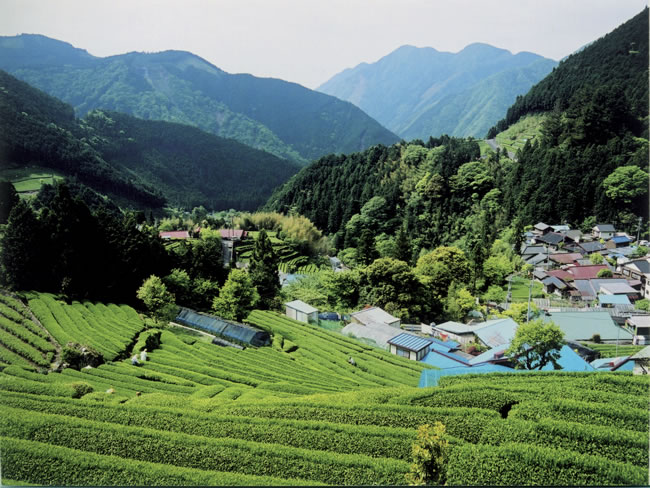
left=439, top=370, right=649, bottom=396
left=446, top=441, right=646, bottom=485
left=477, top=416, right=648, bottom=467
left=78, top=366, right=196, bottom=395
left=0, top=294, right=32, bottom=318
left=0, top=372, right=79, bottom=397
left=0, top=392, right=417, bottom=461
left=27, top=297, right=76, bottom=347
left=510, top=398, right=648, bottom=433
left=1, top=436, right=318, bottom=486
left=2, top=407, right=410, bottom=485
left=0, top=327, right=50, bottom=366
left=0, top=302, right=33, bottom=325
left=0, top=344, right=36, bottom=370
left=102, top=362, right=196, bottom=388
left=216, top=403, right=499, bottom=444
left=0, top=315, right=54, bottom=354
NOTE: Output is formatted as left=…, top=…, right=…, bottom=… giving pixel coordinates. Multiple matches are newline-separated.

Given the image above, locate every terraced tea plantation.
left=0, top=291, right=648, bottom=486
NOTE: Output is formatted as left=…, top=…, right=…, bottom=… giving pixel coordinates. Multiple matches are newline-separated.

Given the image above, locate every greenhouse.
left=175, top=308, right=271, bottom=347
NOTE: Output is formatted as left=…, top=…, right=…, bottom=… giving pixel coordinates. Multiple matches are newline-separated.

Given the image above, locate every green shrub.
left=446, top=442, right=646, bottom=485
left=69, top=381, right=94, bottom=398
left=1, top=436, right=319, bottom=486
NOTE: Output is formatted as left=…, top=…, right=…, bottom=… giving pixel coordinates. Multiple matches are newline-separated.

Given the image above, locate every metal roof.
left=351, top=307, right=399, bottom=326
left=473, top=319, right=518, bottom=348
left=285, top=300, right=318, bottom=314
left=625, top=259, right=650, bottom=274
left=627, top=315, right=650, bottom=328
left=429, top=337, right=460, bottom=350
left=630, top=346, right=650, bottom=359
left=568, top=265, right=609, bottom=280
left=597, top=294, right=631, bottom=305
left=611, top=236, right=633, bottom=244
left=542, top=276, right=568, bottom=290
left=435, top=321, right=475, bottom=335
left=579, top=241, right=606, bottom=253
left=599, top=283, right=637, bottom=294
left=594, top=224, right=615, bottom=232
left=542, top=311, right=634, bottom=342
left=388, top=333, right=432, bottom=352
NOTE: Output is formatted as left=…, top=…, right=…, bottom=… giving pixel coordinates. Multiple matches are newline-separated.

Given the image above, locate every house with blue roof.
left=591, top=356, right=634, bottom=371
left=606, top=235, right=634, bottom=249
left=597, top=294, right=631, bottom=307
left=387, top=333, right=432, bottom=361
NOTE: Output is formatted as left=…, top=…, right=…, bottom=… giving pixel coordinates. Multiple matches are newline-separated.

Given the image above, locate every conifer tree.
left=249, top=229, right=280, bottom=309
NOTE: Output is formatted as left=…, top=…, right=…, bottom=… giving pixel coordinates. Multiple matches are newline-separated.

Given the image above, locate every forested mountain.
left=318, top=43, right=556, bottom=139
left=267, top=9, right=649, bottom=256
left=0, top=35, right=399, bottom=164
left=488, top=8, right=649, bottom=136
left=0, top=69, right=300, bottom=210
left=488, top=7, right=649, bottom=226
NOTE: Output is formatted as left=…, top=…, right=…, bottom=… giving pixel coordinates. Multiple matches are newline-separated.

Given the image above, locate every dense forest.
left=0, top=35, right=399, bottom=164
left=267, top=8, right=649, bottom=256
left=0, top=69, right=300, bottom=210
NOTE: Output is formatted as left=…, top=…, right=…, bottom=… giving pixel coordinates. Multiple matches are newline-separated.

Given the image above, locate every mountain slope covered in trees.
left=318, top=43, right=556, bottom=139
left=0, top=35, right=399, bottom=164
left=267, top=9, right=649, bottom=255
left=0, top=69, right=300, bottom=210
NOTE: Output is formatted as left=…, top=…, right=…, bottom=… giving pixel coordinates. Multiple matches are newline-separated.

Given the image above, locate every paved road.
left=486, top=138, right=517, bottom=161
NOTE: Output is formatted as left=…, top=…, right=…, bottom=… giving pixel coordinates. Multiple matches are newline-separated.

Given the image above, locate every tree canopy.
left=506, top=319, right=566, bottom=370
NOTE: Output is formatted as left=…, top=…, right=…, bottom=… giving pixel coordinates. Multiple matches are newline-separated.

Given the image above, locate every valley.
left=0, top=4, right=649, bottom=487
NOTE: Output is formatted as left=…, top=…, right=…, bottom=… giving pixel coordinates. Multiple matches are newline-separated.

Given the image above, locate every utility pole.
left=636, top=217, right=642, bottom=244
left=527, top=277, right=533, bottom=323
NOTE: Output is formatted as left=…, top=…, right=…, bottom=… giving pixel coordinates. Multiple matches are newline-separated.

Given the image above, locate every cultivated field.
left=0, top=291, right=648, bottom=485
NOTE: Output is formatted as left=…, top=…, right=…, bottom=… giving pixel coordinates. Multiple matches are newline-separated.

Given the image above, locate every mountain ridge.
left=0, top=34, right=399, bottom=164
left=318, top=42, right=557, bottom=139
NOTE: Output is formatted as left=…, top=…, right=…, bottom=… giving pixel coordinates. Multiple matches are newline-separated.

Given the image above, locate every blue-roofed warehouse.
left=388, top=333, right=432, bottom=360
left=175, top=308, right=271, bottom=347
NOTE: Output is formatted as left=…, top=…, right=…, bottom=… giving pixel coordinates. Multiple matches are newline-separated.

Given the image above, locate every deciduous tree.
left=506, top=319, right=565, bottom=370
left=212, top=269, right=259, bottom=321
left=136, top=275, right=177, bottom=324
left=249, top=229, right=280, bottom=309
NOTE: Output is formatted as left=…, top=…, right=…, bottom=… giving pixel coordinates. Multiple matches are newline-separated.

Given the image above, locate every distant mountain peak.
left=318, top=42, right=556, bottom=139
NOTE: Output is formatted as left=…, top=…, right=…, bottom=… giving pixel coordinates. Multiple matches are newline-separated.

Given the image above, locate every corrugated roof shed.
left=388, top=333, right=432, bottom=352
left=591, top=356, right=631, bottom=370
left=285, top=300, right=318, bottom=314
left=537, top=232, right=565, bottom=245
left=351, top=307, right=399, bottom=326
left=473, top=318, right=518, bottom=348
left=434, top=321, right=475, bottom=334
left=420, top=349, right=473, bottom=369
left=175, top=308, right=270, bottom=346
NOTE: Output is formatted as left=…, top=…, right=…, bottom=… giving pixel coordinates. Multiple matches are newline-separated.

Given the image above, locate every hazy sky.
left=2, top=0, right=647, bottom=88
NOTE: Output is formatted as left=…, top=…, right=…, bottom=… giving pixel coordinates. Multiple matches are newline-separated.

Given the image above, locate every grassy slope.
left=0, top=292, right=647, bottom=486
left=494, top=113, right=546, bottom=156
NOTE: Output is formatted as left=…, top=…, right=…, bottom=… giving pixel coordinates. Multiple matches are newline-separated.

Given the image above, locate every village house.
left=159, top=230, right=191, bottom=239
left=387, top=333, right=432, bottom=360
left=620, top=258, right=650, bottom=299
left=592, top=224, right=615, bottom=240
left=627, top=315, right=650, bottom=344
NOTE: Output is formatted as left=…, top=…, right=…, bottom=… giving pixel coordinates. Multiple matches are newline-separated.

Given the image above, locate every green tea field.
left=0, top=291, right=648, bottom=486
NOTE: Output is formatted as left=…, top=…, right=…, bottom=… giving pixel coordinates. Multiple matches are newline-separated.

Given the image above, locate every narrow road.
left=486, top=138, right=517, bottom=161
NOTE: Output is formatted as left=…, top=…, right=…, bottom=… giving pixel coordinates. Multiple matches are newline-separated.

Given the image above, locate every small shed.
left=285, top=300, right=318, bottom=324
left=388, top=333, right=432, bottom=361
left=592, top=224, right=615, bottom=240
left=627, top=315, right=650, bottom=343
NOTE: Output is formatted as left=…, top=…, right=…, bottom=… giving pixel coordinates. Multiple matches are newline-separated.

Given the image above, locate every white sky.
left=1, top=0, right=647, bottom=88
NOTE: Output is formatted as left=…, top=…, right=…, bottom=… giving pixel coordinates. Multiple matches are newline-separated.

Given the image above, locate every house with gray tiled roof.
left=621, top=258, right=650, bottom=299
left=592, top=224, right=615, bottom=239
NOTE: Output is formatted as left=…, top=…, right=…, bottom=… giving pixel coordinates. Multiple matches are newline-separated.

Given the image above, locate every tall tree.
left=392, top=225, right=413, bottom=264
left=212, top=269, right=259, bottom=321
left=506, top=319, right=565, bottom=370
left=136, top=275, right=177, bottom=325
left=0, top=181, right=19, bottom=224
left=248, top=229, right=280, bottom=309
left=0, top=200, right=44, bottom=290
left=357, top=228, right=379, bottom=266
